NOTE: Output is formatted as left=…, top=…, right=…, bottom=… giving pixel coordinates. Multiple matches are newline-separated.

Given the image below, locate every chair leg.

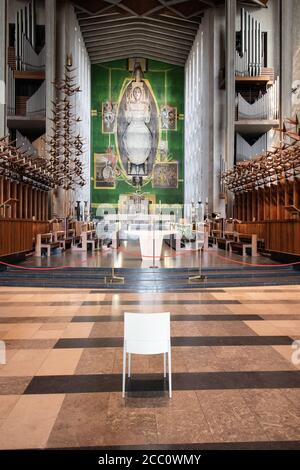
left=128, top=353, right=131, bottom=378
left=168, top=350, right=172, bottom=398
left=122, top=348, right=126, bottom=398
left=163, top=352, right=166, bottom=378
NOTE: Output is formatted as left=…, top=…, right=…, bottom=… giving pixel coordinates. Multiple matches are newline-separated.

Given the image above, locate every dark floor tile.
left=46, top=441, right=300, bottom=450
left=24, top=370, right=300, bottom=395
left=173, top=336, right=293, bottom=346
left=82, top=300, right=241, bottom=306
left=55, top=338, right=123, bottom=348
left=71, top=314, right=263, bottom=323
left=0, top=302, right=56, bottom=307
left=72, top=316, right=123, bottom=323
left=0, top=317, right=71, bottom=324
left=90, top=289, right=226, bottom=294
left=54, top=336, right=293, bottom=349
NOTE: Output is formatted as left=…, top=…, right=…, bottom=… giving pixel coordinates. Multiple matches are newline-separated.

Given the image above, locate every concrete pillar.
left=45, top=0, right=56, bottom=218
left=51, top=0, right=67, bottom=218
left=280, top=0, right=293, bottom=120
left=0, top=0, right=7, bottom=138
left=45, top=0, right=56, bottom=143
left=225, top=0, right=236, bottom=217
left=291, top=0, right=300, bottom=116
left=207, top=10, right=215, bottom=217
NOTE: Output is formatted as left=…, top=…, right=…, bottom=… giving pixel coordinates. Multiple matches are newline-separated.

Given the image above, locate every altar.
left=127, top=228, right=177, bottom=260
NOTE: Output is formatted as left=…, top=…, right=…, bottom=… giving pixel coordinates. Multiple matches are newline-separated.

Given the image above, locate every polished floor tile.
left=75, top=348, right=116, bottom=375
left=0, top=284, right=300, bottom=449
left=241, top=389, right=300, bottom=441
left=0, top=349, right=50, bottom=377
left=196, top=390, right=268, bottom=442
left=36, top=349, right=83, bottom=376
left=47, top=393, right=109, bottom=448
left=0, top=394, right=65, bottom=449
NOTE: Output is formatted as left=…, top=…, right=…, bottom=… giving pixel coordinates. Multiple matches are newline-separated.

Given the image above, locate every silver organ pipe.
left=24, top=5, right=28, bottom=43
left=250, top=17, right=254, bottom=76
left=258, top=23, right=261, bottom=76
left=22, top=36, right=45, bottom=71
left=236, top=77, right=280, bottom=120
left=236, top=8, right=263, bottom=77
left=26, top=81, right=46, bottom=116
left=15, top=11, right=19, bottom=70
left=15, top=1, right=38, bottom=71
left=7, top=67, right=15, bottom=116
left=31, top=0, right=36, bottom=50
left=20, top=9, right=23, bottom=70
left=241, top=8, right=244, bottom=55
left=245, top=8, right=248, bottom=58
left=255, top=20, right=258, bottom=76
left=236, top=133, right=269, bottom=161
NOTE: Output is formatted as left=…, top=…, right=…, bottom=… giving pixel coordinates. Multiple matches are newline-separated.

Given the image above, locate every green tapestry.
left=90, top=59, right=184, bottom=213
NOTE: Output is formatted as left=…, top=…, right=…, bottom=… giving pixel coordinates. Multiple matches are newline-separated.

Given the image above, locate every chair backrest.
left=124, top=312, right=170, bottom=355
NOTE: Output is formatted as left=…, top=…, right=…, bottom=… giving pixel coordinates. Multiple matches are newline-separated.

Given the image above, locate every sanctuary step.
left=0, top=266, right=299, bottom=290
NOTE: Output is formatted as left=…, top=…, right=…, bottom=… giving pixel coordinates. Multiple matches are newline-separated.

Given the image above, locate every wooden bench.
left=217, top=232, right=236, bottom=251
left=71, top=232, right=100, bottom=252
left=87, top=237, right=100, bottom=252
left=217, top=238, right=229, bottom=250
left=35, top=233, right=60, bottom=257
left=229, top=233, right=257, bottom=257
left=53, top=231, right=74, bottom=250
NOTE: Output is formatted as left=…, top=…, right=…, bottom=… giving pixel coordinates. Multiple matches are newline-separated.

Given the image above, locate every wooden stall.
left=0, top=219, right=50, bottom=257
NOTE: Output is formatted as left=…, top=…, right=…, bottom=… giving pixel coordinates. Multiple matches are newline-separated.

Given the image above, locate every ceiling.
left=72, top=0, right=268, bottom=66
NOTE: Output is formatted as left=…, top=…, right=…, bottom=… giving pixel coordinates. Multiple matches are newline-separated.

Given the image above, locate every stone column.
left=45, top=0, right=56, bottom=218
left=225, top=0, right=236, bottom=217
left=51, top=0, right=67, bottom=218
left=207, top=9, right=215, bottom=217
left=45, top=0, right=56, bottom=143
left=0, top=0, right=7, bottom=137
left=280, top=0, right=293, bottom=120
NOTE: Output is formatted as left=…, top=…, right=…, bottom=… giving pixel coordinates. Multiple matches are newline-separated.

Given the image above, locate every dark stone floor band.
left=25, top=370, right=300, bottom=395
left=54, top=335, right=293, bottom=349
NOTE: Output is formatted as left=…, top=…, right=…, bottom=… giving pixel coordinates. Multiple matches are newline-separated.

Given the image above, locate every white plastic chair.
left=122, top=312, right=172, bottom=398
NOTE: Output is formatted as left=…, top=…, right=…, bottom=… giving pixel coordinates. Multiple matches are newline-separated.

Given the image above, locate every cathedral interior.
left=1, top=0, right=300, bottom=459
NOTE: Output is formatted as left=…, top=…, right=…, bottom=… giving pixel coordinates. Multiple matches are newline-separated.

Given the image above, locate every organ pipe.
left=15, top=1, right=38, bottom=71
left=22, top=36, right=45, bottom=71
left=236, top=133, right=270, bottom=161
left=236, top=7, right=263, bottom=77
left=26, top=81, right=46, bottom=116
left=236, top=77, right=280, bottom=120
left=7, top=67, right=15, bottom=116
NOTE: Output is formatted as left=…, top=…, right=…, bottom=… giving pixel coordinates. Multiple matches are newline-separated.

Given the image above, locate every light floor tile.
left=0, top=394, right=65, bottom=449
